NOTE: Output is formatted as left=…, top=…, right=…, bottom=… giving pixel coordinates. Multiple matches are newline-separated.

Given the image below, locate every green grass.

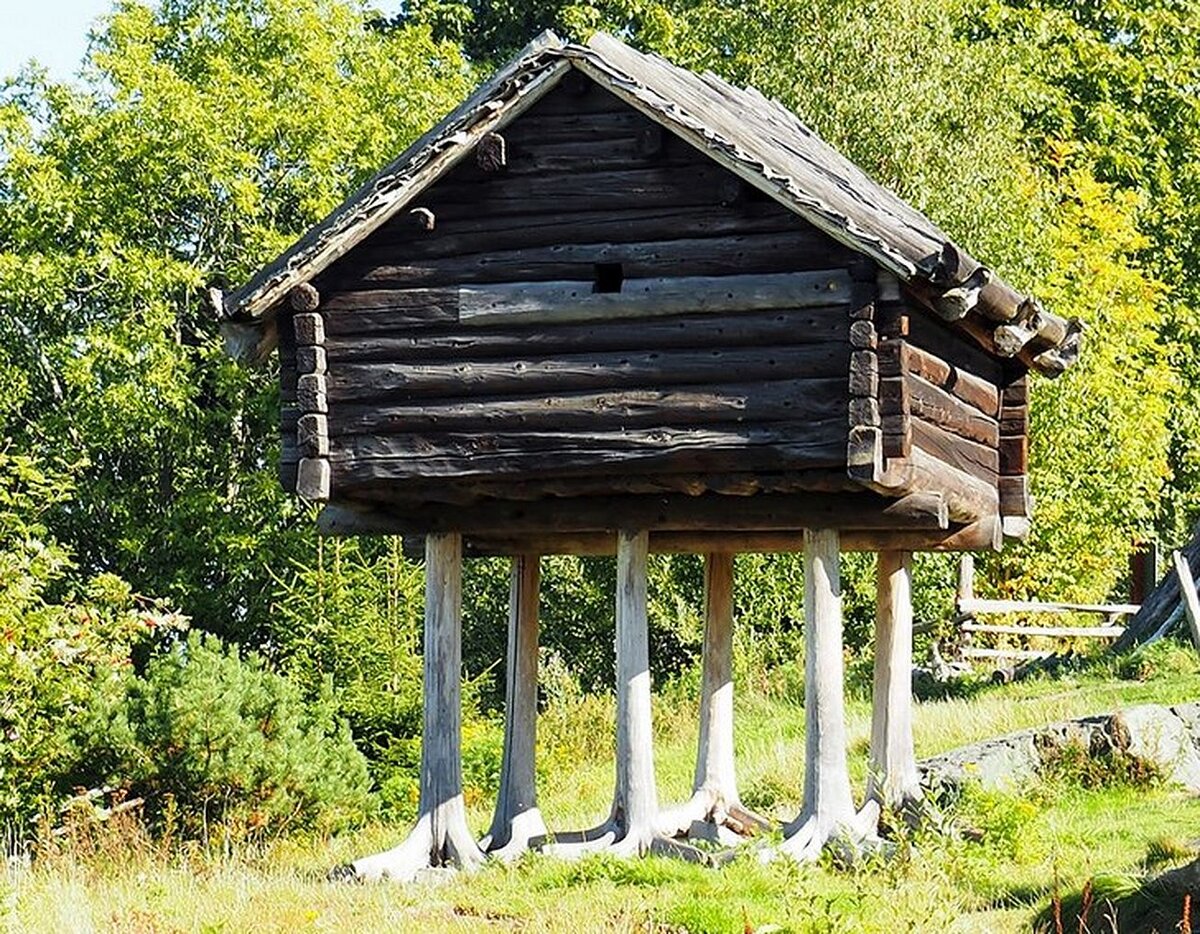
left=10, top=642, right=1200, bottom=933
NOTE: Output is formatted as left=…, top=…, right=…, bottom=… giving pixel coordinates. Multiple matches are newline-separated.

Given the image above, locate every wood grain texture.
left=328, top=421, right=847, bottom=484
left=317, top=490, right=948, bottom=536
left=325, top=343, right=851, bottom=402
left=322, top=307, right=847, bottom=358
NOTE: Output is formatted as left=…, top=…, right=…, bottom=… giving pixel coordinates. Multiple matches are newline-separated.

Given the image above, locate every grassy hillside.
left=8, top=643, right=1200, bottom=933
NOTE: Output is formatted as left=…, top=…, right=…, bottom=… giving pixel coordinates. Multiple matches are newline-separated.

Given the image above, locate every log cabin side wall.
left=279, top=82, right=869, bottom=506
left=890, top=298, right=1019, bottom=519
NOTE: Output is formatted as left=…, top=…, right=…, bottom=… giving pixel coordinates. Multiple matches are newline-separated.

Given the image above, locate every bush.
left=78, top=631, right=372, bottom=838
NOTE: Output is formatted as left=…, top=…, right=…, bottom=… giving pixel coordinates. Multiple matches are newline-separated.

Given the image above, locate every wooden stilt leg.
left=866, top=550, right=921, bottom=817
left=776, top=528, right=876, bottom=862
left=658, top=553, right=768, bottom=842
left=482, top=554, right=547, bottom=859
left=344, top=533, right=483, bottom=882
left=545, top=532, right=706, bottom=863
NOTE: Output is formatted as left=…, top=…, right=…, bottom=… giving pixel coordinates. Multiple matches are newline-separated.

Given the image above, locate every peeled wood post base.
left=866, top=551, right=923, bottom=824
left=545, top=530, right=706, bottom=864
left=480, top=555, right=548, bottom=861
left=771, top=529, right=880, bottom=863
left=658, top=553, right=769, bottom=845
left=340, top=533, right=484, bottom=882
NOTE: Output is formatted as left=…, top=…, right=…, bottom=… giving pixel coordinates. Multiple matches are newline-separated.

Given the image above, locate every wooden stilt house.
left=216, top=31, right=1080, bottom=878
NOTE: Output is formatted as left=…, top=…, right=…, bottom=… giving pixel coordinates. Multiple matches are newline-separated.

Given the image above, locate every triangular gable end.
left=215, top=30, right=1079, bottom=377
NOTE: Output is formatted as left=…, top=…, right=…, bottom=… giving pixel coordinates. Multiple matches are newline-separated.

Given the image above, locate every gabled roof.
left=215, top=30, right=1080, bottom=375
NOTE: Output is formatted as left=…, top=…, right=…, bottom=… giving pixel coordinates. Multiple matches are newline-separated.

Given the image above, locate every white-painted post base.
left=774, top=529, right=878, bottom=862
left=344, top=533, right=484, bottom=882
left=546, top=531, right=705, bottom=863
left=480, top=554, right=547, bottom=860
left=658, top=553, right=769, bottom=844
left=866, top=550, right=922, bottom=821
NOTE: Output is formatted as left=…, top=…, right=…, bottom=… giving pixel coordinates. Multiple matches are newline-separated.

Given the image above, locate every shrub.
left=78, top=631, right=372, bottom=838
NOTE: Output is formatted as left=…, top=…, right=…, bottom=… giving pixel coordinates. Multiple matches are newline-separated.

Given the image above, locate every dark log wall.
left=279, top=82, right=867, bottom=506
left=887, top=293, right=1027, bottom=521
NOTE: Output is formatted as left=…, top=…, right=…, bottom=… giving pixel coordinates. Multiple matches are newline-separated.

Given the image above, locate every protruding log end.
left=408, top=207, right=436, bottom=231
left=297, top=458, right=331, bottom=501
left=288, top=282, right=320, bottom=313
left=476, top=133, right=507, bottom=172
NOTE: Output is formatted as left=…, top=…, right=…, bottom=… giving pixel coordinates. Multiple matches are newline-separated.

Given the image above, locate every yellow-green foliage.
left=988, top=169, right=1172, bottom=601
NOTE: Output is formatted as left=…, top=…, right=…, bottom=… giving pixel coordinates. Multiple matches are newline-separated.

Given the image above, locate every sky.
left=0, top=1, right=407, bottom=84
left=0, top=0, right=113, bottom=82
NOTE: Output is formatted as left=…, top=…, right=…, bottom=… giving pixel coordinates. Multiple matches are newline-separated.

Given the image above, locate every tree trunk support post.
left=481, top=554, right=547, bottom=858
left=546, top=530, right=705, bottom=862
left=658, top=552, right=768, bottom=842
left=866, top=550, right=922, bottom=819
left=774, top=528, right=878, bottom=862
left=344, top=532, right=484, bottom=881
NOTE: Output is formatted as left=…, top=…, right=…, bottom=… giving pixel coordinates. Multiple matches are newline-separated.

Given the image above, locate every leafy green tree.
left=0, top=0, right=472, bottom=642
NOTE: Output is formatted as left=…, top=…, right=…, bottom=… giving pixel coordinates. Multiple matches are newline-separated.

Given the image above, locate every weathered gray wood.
left=322, top=307, right=846, bottom=354
left=1115, top=523, right=1200, bottom=651
left=905, top=306, right=1004, bottom=385
left=848, top=398, right=881, bottom=427
left=320, top=289, right=459, bottom=321
left=424, top=163, right=744, bottom=216
left=856, top=446, right=999, bottom=524
left=908, top=373, right=999, bottom=447
left=296, top=345, right=327, bottom=376
left=778, top=529, right=869, bottom=860
left=902, top=343, right=1000, bottom=417
left=349, top=532, right=484, bottom=880
left=297, top=373, right=328, bottom=414
left=288, top=282, right=320, bottom=312
left=329, top=421, right=847, bottom=484
left=296, top=458, right=330, bottom=501
left=297, top=413, right=330, bottom=458
left=481, top=555, right=546, bottom=858
left=476, top=132, right=507, bottom=172
left=849, top=320, right=877, bottom=350
left=370, top=203, right=814, bottom=258
left=867, top=550, right=920, bottom=813
left=961, top=622, right=1125, bottom=638
left=456, top=271, right=852, bottom=325
left=612, top=529, right=659, bottom=849
left=1171, top=550, right=1200, bottom=654
left=333, top=232, right=846, bottom=289
left=317, top=491, right=948, bottom=537
left=326, top=380, right=847, bottom=435
left=911, top=419, right=999, bottom=485
left=292, top=312, right=325, bottom=346
left=846, top=426, right=883, bottom=477
left=659, top=552, right=768, bottom=840
left=849, top=350, right=879, bottom=398
left=325, top=343, right=850, bottom=402
left=397, top=520, right=1005, bottom=557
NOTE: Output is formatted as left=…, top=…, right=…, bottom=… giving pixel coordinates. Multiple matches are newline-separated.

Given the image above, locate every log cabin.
left=215, top=31, right=1080, bottom=878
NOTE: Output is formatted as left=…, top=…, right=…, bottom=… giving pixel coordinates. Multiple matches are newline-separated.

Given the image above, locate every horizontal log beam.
left=316, top=491, right=949, bottom=537
left=325, top=343, right=850, bottom=402
left=321, top=379, right=847, bottom=435
left=851, top=446, right=999, bottom=525
left=332, top=232, right=844, bottom=289
left=457, top=271, right=852, bottom=325
left=321, top=307, right=848, bottom=357
left=385, top=519, right=1002, bottom=555
left=326, top=421, right=847, bottom=484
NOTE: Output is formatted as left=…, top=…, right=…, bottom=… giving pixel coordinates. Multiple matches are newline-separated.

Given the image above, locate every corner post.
left=345, top=532, right=483, bottom=881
